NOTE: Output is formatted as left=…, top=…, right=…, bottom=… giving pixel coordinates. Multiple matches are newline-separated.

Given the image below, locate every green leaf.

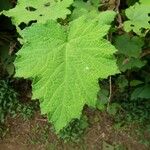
left=130, top=80, right=143, bottom=86
left=124, top=1, right=150, bottom=35
left=3, top=0, right=73, bottom=26
left=116, top=75, right=128, bottom=91
left=97, top=89, right=109, bottom=111
left=107, top=103, right=120, bottom=116
left=71, top=0, right=98, bottom=20
left=115, top=34, right=144, bottom=58
left=117, top=55, right=146, bottom=72
left=71, top=0, right=114, bottom=22
left=131, top=85, right=150, bottom=100
left=90, top=0, right=101, bottom=7
left=15, top=16, right=119, bottom=132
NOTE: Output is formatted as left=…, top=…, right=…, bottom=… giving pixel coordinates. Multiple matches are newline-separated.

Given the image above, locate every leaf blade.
left=15, top=16, right=119, bottom=132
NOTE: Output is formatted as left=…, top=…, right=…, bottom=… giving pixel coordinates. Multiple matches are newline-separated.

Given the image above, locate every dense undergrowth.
left=0, top=0, right=150, bottom=148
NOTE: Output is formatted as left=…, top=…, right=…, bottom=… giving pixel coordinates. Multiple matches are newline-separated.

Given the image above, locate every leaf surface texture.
left=15, top=16, right=119, bottom=131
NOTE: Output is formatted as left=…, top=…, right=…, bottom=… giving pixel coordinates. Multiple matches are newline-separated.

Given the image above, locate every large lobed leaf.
left=15, top=15, right=119, bottom=132
left=71, top=0, right=98, bottom=20
left=3, top=0, right=73, bottom=26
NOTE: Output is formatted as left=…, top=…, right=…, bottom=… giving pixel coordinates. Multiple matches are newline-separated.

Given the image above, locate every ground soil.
left=0, top=109, right=149, bottom=150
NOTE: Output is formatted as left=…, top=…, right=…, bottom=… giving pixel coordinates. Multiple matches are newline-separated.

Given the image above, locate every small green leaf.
left=130, top=80, right=143, bottom=86
left=117, top=56, right=146, bottom=72
left=97, top=89, right=109, bottom=111
left=71, top=0, right=97, bottom=20
left=107, top=103, right=120, bottom=116
left=116, top=75, right=128, bottom=91
left=131, top=85, right=150, bottom=100
left=115, top=34, right=144, bottom=58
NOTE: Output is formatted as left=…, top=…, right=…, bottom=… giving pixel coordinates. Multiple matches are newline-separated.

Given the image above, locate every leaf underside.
left=15, top=15, right=119, bottom=132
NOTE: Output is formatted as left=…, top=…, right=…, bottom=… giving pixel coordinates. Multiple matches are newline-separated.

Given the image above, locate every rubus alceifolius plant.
left=2, top=0, right=119, bottom=132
